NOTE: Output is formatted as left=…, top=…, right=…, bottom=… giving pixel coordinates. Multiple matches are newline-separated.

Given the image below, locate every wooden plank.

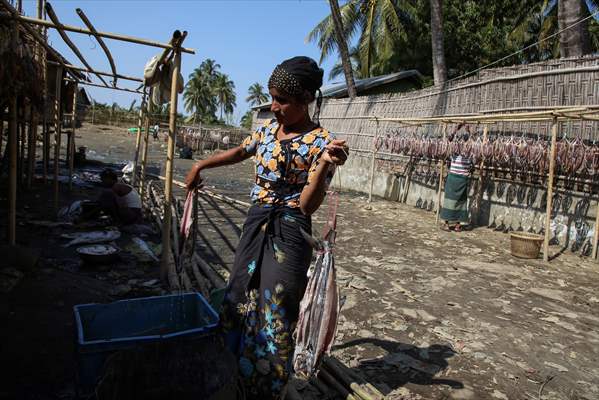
left=543, top=117, right=559, bottom=262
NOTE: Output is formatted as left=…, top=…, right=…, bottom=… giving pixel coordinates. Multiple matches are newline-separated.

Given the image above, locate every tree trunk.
left=430, top=0, right=448, bottom=85
left=328, top=0, right=357, bottom=98
left=558, top=0, right=590, bottom=57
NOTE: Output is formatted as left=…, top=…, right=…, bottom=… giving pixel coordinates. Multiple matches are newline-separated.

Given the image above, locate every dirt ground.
left=1, top=124, right=598, bottom=400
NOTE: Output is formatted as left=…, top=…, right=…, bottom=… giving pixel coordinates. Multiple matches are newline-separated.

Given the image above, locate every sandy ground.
left=1, top=123, right=598, bottom=400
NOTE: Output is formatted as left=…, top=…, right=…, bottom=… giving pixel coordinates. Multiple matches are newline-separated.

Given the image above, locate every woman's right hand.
left=185, top=162, right=204, bottom=190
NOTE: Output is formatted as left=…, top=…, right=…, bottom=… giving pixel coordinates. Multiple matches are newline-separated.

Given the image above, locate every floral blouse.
left=241, top=119, right=334, bottom=208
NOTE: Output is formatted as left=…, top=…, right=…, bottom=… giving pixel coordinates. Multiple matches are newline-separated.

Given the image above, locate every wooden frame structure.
left=367, top=106, right=599, bottom=263
left=1, top=0, right=194, bottom=283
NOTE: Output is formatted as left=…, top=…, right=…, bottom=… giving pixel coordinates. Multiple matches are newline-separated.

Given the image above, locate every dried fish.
left=294, top=199, right=340, bottom=379
left=61, top=230, right=121, bottom=247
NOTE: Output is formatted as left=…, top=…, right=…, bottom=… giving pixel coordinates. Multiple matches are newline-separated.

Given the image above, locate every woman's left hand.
left=322, top=139, right=349, bottom=166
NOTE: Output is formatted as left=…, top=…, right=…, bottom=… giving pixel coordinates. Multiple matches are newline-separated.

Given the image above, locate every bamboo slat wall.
left=254, top=55, right=599, bottom=170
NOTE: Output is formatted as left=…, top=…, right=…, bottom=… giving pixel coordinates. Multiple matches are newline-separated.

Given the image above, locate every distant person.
left=80, top=169, right=142, bottom=225
left=440, top=123, right=472, bottom=232
left=153, top=124, right=159, bottom=141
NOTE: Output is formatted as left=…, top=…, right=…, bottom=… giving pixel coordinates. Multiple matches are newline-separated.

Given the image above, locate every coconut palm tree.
left=213, top=73, right=236, bottom=121
left=240, top=110, right=253, bottom=130
left=184, top=67, right=217, bottom=123
left=307, top=0, right=415, bottom=78
left=329, top=45, right=363, bottom=81
left=246, top=83, right=269, bottom=107
left=328, top=0, right=357, bottom=97
left=513, top=0, right=599, bottom=58
left=430, top=0, right=447, bottom=85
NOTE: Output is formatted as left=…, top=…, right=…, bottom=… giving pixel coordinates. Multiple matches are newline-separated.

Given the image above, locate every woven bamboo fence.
left=254, top=55, right=599, bottom=173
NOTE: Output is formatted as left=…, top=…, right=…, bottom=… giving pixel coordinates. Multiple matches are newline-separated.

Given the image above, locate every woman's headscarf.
left=268, top=56, right=324, bottom=124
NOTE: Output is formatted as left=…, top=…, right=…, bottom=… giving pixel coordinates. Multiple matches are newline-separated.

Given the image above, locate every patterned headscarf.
left=268, top=56, right=325, bottom=123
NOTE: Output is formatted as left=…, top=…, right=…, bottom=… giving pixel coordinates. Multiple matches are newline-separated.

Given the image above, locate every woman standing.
left=185, top=56, right=348, bottom=399
left=440, top=124, right=472, bottom=232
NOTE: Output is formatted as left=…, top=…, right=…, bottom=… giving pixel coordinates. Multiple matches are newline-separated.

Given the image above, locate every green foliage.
left=246, top=83, right=269, bottom=107
left=183, top=59, right=237, bottom=124
left=311, top=0, right=599, bottom=84
left=240, top=110, right=254, bottom=130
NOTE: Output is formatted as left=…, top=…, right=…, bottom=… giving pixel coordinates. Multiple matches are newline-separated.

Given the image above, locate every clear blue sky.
left=20, top=0, right=340, bottom=124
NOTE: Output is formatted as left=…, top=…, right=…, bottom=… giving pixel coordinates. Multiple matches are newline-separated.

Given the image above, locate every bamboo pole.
left=45, top=3, right=109, bottom=87
left=18, top=104, right=25, bottom=186
left=46, top=61, right=143, bottom=83
left=53, top=67, right=62, bottom=211
left=69, top=82, right=77, bottom=191
left=8, top=95, right=17, bottom=245
left=26, top=110, right=37, bottom=189
left=132, top=88, right=147, bottom=187
left=65, top=80, right=144, bottom=95
left=0, top=0, right=79, bottom=83
left=368, top=118, right=379, bottom=203
left=76, top=8, right=118, bottom=85
left=592, top=199, right=599, bottom=260
left=474, top=125, right=489, bottom=225
left=543, top=117, right=559, bottom=262
left=0, top=12, right=195, bottom=54
left=160, top=44, right=181, bottom=281
left=435, top=123, right=448, bottom=223
left=139, top=114, right=151, bottom=201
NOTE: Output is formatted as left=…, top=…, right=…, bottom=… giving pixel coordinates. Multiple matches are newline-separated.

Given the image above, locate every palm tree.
left=430, top=0, right=447, bottom=85
left=246, top=83, right=269, bottom=107
left=213, top=73, right=236, bottom=120
left=328, top=0, right=357, bottom=97
left=240, top=110, right=253, bottom=130
left=307, top=0, right=415, bottom=78
left=184, top=66, right=217, bottom=123
left=514, top=0, right=599, bottom=58
left=329, top=45, right=363, bottom=81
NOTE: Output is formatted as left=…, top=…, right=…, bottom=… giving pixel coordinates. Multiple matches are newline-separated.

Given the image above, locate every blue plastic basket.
left=73, top=292, right=219, bottom=395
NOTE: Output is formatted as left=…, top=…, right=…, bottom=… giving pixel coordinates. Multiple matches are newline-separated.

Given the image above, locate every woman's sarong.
left=220, top=205, right=312, bottom=400
left=440, top=173, right=470, bottom=223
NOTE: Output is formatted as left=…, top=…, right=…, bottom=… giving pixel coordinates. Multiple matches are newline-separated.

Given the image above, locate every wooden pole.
left=592, top=199, right=599, bottom=260
left=69, top=82, right=77, bottom=191
left=543, top=117, right=559, bottom=262
left=46, top=61, right=143, bottom=83
left=18, top=104, right=25, bottom=186
left=53, top=67, right=63, bottom=210
left=1, top=11, right=196, bottom=54
left=435, top=123, right=448, bottom=223
left=368, top=118, right=379, bottom=203
left=160, top=46, right=181, bottom=281
left=8, top=96, right=18, bottom=245
left=474, top=125, right=489, bottom=225
left=139, top=114, right=151, bottom=201
left=26, top=110, right=37, bottom=189
left=132, top=88, right=147, bottom=187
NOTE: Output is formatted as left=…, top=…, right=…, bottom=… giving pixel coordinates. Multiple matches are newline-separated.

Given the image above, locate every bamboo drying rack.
left=360, top=106, right=599, bottom=263
left=1, top=0, right=195, bottom=283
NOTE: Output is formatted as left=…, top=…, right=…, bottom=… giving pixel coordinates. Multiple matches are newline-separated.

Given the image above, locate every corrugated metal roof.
left=252, top=70, right=423, bottom=110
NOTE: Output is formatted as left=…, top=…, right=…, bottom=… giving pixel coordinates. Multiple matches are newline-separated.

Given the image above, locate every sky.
left=19, top=0, right=341, bottom=124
